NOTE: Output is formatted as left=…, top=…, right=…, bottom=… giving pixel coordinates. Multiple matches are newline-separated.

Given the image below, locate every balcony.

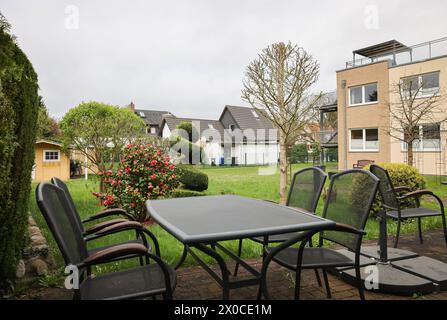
left=345, top=37, right=447, bottom=69
left=318, top=130, right=338, bottom=147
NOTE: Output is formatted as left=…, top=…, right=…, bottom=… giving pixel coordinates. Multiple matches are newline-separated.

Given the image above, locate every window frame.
left=43, top=149, right=61, bottom=162
left=349, top=128, right=379, bottom=152
left=348, top=82, right=378, bottom=107
left=401, top=72, right=440, bottom=99
left=401, top=123, right=441, bottom=152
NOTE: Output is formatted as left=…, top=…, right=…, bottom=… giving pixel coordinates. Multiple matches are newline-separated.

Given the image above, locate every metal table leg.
left=174, top=245, right=188, bottom=270
left=184, top=242, right=262, bottom=300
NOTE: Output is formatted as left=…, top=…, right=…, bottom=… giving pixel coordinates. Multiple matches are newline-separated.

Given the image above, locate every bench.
left=353, top=159, right=375, bottom=169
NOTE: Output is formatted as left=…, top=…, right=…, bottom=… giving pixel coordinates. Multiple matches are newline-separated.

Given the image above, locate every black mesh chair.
left=261, top=169, right=379, bottom=300
left=36, top=182, right=176, bottom=300
left=370, top=164, right=447, bottom=248
left=51, top=177, right=148, bottom=256
left=234, top=167, right=327, bottom=277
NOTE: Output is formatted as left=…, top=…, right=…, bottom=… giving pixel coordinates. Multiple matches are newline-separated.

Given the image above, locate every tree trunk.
left=99, top=163, right=107, bottom=193
left=277, top=43, right=288, bottom=205
left=407, top=142, right=414, bottom=167
left=279, top=134, right=288, bottom=205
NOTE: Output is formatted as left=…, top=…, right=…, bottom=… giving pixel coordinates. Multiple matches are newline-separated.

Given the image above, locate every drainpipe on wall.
left=342, top=80, right=348, bottom=170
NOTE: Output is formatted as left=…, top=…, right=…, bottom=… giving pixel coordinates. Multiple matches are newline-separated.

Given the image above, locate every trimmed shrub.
left=170, top=189, right=205, bottom=198
left=352, top=163, right=426, bottom=216
left=178, top=165, right=209, bottom=191
left=93, top=144, right=180, bottom=221
left=0, top=15, right=40, bottom=291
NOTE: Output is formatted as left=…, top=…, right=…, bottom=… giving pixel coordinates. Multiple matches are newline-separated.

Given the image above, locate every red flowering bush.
left=93, top=144, right=180, bottom=221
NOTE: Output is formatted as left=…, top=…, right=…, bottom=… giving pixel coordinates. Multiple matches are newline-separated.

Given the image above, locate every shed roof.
left=36, top=139, right=63, bottom=147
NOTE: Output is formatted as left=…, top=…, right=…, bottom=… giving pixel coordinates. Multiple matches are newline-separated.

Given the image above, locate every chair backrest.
left=51, top=177, right=84, bottom=232
left=286, top=167, right=327, bottom=213
left=36, top=182, right=88, bottom=266
left=369, top=164, right=400, bottom=211
left=321, top=169, right=379, bottom=251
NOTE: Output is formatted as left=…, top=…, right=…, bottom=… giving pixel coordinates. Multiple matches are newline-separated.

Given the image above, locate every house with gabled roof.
left=159, top=105, right=279, bottom=165
left=128, top=102, right=174, bottom=135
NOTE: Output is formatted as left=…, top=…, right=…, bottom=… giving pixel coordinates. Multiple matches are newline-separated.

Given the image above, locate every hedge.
left=177, top=165, right=209, bottom=191
left=0, top=15, right=40, bottom=292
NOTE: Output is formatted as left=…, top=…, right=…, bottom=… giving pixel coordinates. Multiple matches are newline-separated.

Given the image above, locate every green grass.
left=28, top=162, right=447, bottom=275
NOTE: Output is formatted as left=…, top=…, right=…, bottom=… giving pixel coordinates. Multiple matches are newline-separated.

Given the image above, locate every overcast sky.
left=2, top=0, right=446, bottom=119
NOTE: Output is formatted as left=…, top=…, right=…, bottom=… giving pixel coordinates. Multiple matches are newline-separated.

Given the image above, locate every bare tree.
left=242, top=42, right=323, bottom=204
left=386, top=78, right=445, bottom=167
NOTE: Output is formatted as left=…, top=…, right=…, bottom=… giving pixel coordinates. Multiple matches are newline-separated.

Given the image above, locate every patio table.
left=146, top=194, right=335, bottom=299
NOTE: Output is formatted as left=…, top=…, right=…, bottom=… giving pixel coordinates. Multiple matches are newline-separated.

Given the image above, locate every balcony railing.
left=345, top=37, right=447, bottom=69
left=317, top=130, right=338, bottom=146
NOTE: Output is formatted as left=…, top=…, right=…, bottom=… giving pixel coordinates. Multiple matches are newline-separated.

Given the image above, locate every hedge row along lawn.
left=28, top=163, right=447, bottom=276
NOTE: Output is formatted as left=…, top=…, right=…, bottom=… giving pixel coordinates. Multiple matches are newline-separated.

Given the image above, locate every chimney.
left=128, top=101, right=135, bottom=112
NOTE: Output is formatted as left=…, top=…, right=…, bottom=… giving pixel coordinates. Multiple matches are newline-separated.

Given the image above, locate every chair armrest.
left=80, top=243, right=148, bottom=266
left=399, top=189, right=444, bottom=213
left=84, top=221, right=161, bottom=257
left=393, top=186, right=412, bottom=193
left=331, top=223, right=366, bottom=235
left=82, top=208, right=135, bottom=223
left=83, top=218, right=127, bottom=236
left=94, top=221, right=144, bottom=235
left=399, top=189, right=434, bottom=199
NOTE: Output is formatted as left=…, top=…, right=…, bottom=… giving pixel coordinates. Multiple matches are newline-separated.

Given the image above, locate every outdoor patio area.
left=17, top=229, right=447, bottom=300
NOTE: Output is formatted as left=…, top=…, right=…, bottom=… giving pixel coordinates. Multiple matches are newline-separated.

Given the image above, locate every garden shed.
left=32, top=139, right=70, bottom=182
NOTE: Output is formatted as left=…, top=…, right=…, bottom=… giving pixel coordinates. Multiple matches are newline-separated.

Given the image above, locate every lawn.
left=28, top=162, right=447, bottom=275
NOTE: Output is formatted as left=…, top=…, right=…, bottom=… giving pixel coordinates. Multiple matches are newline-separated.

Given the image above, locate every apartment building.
left=336, top=37, right=447, bottom=175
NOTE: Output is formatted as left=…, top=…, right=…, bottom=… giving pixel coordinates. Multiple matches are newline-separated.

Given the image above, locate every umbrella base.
left=334, top=247, right=447, bottom=296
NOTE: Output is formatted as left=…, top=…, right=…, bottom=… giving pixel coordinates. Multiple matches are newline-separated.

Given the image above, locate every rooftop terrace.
left=345, top=37, right=447, bottom=69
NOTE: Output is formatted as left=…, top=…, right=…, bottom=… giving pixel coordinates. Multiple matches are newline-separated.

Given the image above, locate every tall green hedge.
left=0, top=14, right=39, bottom=291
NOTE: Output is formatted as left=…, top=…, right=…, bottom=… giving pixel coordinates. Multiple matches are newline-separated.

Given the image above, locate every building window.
left=349, top=128, right=379, bottom=151
left=229, top=124, right=235, bottom=132
left=349, top=83, right=378, bottom=106
left=43, top=150, right=60, bottom=162
left=401, top=72, right=440, bottom=97
left=150, top=127, right=157, bottom=134
left=402, top=123, right=440, bottom=151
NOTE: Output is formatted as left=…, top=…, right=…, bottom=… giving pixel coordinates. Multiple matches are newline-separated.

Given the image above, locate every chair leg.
left=234, top=239, right=243, bottom=276
left=417, top=218, right=423, bottom=244
left=294, top=267, right=302, bottom=300
left=322, top=269, right=331, bottom=299
left=355, top=265, right=365, bottom=300
left=441, top=213, right=447, bottom=246
left=256, top=246, right=267, bottom=299
left=394, top=220, right=401, bottom=248
left=314, top=269, right=322, bottom=287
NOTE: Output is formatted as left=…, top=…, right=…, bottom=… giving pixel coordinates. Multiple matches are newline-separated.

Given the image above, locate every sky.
left=2, top=0, right=446, bottom=119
